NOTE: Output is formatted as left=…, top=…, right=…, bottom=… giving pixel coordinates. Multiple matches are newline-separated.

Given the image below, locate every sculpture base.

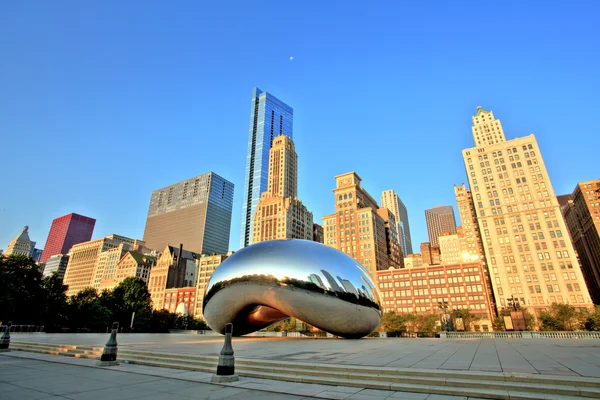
left=211, top=374, right=239, bottom=383
left=96, top=360, right=119, bottom=367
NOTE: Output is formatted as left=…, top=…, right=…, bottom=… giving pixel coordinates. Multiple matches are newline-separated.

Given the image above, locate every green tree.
left=538, top=303, right=587, bottom=331
left=380, top=311, right=410, bottom=333
left=68, top=288, right=112, bottom=332
left=0, top=254, right=46, bottom=324
left=413, top=313, right=440, bottom=333
left=110, top=277, right=153, bottom=331
left=584, top=307, right=600, bottom=331
left=42, top=272, right=69, bottom=332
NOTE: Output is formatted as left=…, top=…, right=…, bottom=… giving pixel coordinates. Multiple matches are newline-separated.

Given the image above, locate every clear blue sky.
left=1, top=1, right=599, bottom=253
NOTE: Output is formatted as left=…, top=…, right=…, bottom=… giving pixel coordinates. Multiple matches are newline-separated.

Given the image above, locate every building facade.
left=63, top=234, right=138, bottom=296
left=42, top=254, right=69, bottom=280
left=40, top=213, right=96, bottom=264
left=381, top=189, right=413, bottom=256
left=251, top=134, right=313, bottom=243
left=241, top=88, right=294, bottom=248
left=376, top=261, right=495, bottom=330
left=4, top=226, right=36, bottom=257
left=148, top=244, right=200, bottom=310
left=454, top=184, right=486, bottom=261
left=164, top=287, right=197, bottom=316
left=313, top=223, right=324, bottom=243
left=194, top=252, right=232, bottom=319
left=425, top=206, right=457, bottom=246
left=322, top=172, right=400, bottom=276
left=420, top=242, right=441, bottom=266
left=142, top=172, right=234, bottom=255
left=377, top=208, right=403, bottom=268
left=461, top=106, right=593, bottom=312
left=561, top=179, right=600, bottom=304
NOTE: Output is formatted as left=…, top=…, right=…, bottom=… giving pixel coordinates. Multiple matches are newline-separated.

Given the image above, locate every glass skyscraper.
left=240, top=88, right=293, bottom=247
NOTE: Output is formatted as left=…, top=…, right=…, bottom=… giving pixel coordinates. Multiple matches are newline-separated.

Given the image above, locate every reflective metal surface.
left=203, top=240, right=381, bottom=338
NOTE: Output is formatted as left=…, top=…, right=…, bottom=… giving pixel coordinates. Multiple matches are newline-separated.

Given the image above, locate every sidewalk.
left=0, top=351, right=474, bottom=400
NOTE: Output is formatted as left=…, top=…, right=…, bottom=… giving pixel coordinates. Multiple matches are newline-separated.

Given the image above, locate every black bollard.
left=211, top=323, right=239, bottom=382
left=0, top=322, right=12, bottom=352
left=96, top=322, right=119, bottom=366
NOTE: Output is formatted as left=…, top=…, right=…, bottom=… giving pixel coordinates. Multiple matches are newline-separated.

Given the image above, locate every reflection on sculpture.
left=203, top=240, right=381, bottom=338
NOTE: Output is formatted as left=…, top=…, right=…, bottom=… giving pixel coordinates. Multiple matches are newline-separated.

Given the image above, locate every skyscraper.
left=142, top=172, right=234, bottom=255
left=462, top=106, right=593, bottom=311
left=4, top=226, right=35, bottom=257
left=251, top=134, right=313, bottom=243
left=425, top=206, right=457, bottom=246
left=454, top=184, right=485, bottom=261
left=241, top=88, right=293, bottom=248
left=63, top=234, right=139, bottom=296
left=322, top=172, right=401, bottom=275
left=561, top=179, right=600, bottom=304
left=40, top=213, right=96, bottom=264
left=381, top=190, right=413, bottom=255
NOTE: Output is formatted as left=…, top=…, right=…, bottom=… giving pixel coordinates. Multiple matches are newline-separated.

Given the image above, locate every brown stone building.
left=147, top=244, right=200, bottom=310
left=252, top=134, right=313, bottom=243
left=313, top=223, right=324, bottom=243
left=420, top=242, right=441, bottom=265
left=376, top=261, right=495, bottom=331
left=63, top=234, right=139, bottom=296
left=561, top=179, right=600, bottom=304
left=322, top=172, right=400, bottom=276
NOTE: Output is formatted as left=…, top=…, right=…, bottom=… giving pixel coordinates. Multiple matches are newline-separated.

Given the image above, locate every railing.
left=1, top=325, right=45, bottom=333
left=439, top=331, right=600, bottom=339
left=531, top=331, right=600, bottom=339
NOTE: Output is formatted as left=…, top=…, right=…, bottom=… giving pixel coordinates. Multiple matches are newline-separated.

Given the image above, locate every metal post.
left=211, top=323, right=239, bottom=382
left=96, top=322, right=119, bottom=366
left=0, top=322, right=12, bottom=352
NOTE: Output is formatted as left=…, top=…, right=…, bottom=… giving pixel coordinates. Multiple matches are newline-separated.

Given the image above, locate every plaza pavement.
left=10, top=333, right=600, bottom=378
left=1, top=351, right=478, bottom=400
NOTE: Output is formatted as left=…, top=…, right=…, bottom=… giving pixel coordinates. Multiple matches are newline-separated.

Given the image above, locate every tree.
left=110, top=277, right=153, bottom=331
left=68, top=288, right=111, bottom=332
left=380, top=311, right=410, bottom=333
left=413, top=313, right=439, bottom=333
left=538, top=303, right=587, bottom=331
left=584, top=307, right=600, bottom=331
left=451, top=309, right=480, bottom=332
left=42, top=272, right=69, bottom=332
left=0, top=254, right=46, bottom=324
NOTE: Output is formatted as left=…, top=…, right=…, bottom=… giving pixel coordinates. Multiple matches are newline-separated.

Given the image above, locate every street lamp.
left=506, top=295, right=520, bottom=311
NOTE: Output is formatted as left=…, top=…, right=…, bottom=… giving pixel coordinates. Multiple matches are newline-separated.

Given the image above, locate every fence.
left=0, top=325, right=45, bottom=333
left=440, top=331, right=600, bottom=339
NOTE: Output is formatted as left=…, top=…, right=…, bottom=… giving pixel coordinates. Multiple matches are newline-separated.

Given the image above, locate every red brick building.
left=376, top=261, right=496, bottom=331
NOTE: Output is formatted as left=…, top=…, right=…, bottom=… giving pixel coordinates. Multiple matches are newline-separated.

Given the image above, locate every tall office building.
left=381, top=190, right=413, bottom=255
left=251, top=134, right=313, bottom=243
left=561, top=179, right=600, bottom=304
left=42, top=254, right=69, bottom=280
left=322, top=172, right=400, bottom=275
left=143, top=172, right=234, bottom=255
left=40, top=213, right=96, bottom=264
left=63, top=234, right=138, bottom=296
left=454, top=184, right=485, bottom=261
left=241, top=88, right=293, bottom=248
left=462, top=106, right=593, bottom=311
left=194, top=252, right=233, bottom=319
left=425, top=206, right=457, bottom=246
left=4, top=226, right=36, bottom=257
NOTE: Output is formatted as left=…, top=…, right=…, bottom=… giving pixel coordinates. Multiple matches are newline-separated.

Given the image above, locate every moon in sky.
left=289, top=56, right=294, bottom=60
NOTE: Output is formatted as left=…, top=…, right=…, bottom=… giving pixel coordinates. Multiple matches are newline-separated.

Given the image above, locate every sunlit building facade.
left=561, top=179, right=600, bottom=304
left=381, top=189, right=413, bottom=256
left=143, top=172, right=234, bottom=255
left=241, top=88, right=294, bottom=248
left=425, top=206, right=457, bottom=246
left=462, top=106, right=593, bottom=312
left=252, top=134, right=312, bottom=243
left=40, top=213, right=96, bottom=265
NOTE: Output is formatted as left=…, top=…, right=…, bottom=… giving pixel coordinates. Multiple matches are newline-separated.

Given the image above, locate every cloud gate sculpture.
left=202, top=240, right=381, bottom=339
